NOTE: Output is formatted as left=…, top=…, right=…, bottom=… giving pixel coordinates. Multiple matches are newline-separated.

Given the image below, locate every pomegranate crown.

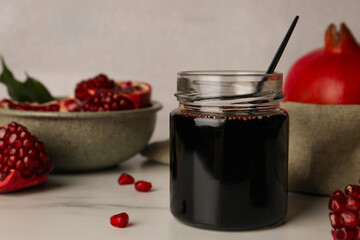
left=325, top=23, right=359, bottom=53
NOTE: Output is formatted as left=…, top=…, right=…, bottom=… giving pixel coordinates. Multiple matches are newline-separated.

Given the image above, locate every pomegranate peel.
left=115, top=81, right=152, bottom=109
left=0, top=169, right=47, bottom=193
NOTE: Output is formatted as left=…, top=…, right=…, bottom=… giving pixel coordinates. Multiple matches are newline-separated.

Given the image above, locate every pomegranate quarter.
left=0, top=122, right=53, bottom=193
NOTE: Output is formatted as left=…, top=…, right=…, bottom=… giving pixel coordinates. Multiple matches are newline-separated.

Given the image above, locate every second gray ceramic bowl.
left=0, top=101, right=162, bottom=172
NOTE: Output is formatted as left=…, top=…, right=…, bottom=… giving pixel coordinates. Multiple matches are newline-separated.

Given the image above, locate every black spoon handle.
left=257, top=16, right=299, bottom=92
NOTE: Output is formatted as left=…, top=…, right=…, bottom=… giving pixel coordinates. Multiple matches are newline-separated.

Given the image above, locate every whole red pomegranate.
left=284, top=23, right=360, bottom=104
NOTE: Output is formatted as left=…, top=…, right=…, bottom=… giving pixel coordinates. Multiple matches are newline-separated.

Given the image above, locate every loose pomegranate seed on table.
left=135, top=180, right=152, bottom=192
left=118, top=173, right=135, bottom=185
left=110, top=212, right=129, bottom=228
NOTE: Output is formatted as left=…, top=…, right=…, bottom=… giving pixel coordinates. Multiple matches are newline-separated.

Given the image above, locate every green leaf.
left=0, top=57, right=30, bottom=102
left=0, top=57, right=55, bottom=103
left=24, top=74, right=55, bottom=103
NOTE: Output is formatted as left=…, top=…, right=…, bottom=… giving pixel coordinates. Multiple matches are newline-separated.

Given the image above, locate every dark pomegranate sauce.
left=170, top=109, right=289, bottom=230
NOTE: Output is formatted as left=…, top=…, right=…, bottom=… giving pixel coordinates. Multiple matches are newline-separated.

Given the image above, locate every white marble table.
left=0, top=155, right=332, bottom=240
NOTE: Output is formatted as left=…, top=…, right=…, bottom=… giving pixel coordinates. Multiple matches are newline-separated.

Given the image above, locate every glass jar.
left=170, top=71, right=289, bottom=230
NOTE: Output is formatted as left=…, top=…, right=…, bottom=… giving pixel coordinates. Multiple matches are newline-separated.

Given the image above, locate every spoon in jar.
left=256, top=15, right=299, bottom=92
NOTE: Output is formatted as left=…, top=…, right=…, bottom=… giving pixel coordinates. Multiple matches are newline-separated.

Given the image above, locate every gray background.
left=0, top=0, right=359, bottom=140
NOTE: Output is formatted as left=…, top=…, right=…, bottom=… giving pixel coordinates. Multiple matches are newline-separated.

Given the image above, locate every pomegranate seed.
left=9, top=148, right=17, bottom=155
left=329, top=196, right=347, bottom=213
left=28, top=149, right=37, bottom=158
left=7, top=156, right=16, bottom=167
left=15, top=160, right=25, bottom=171
left=346, top=195, right=360, bottom=211
left=118, top=173, right=135, bottom=185
left=14, top=140, right=22, bottom=148
left=0, top=128, right=6, bottom=139
left=334, top=228, right=355, bottom=240
left=135, top=180, right=152, bottom=192
left=355, top=227, right=360, bottom=240
left=49, top=104, right=60, bottom=111
left=8, top=134, right=17, bottom=144
left=60, top=99, right=81, bottom=112
left=341, top=211, right=359, bottom=229
left=345, top=185, right=360, bottom=199
left=20, top=131, right=30, bottom=139
left=330, top=212, right=344, bottom=228
left=18, top=148, right=25, bottom=158
left=110, top=212, right=129, bottom=228
left=35, top=142, right=44, bottom=151
left=8, top=123, right=17, bottom=132
left=23, top=139, right=33, bottom=149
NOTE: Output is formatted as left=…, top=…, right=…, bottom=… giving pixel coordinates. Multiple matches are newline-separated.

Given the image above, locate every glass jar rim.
left=178, top=70, right=282, bottom=78
left=176, top=70, right=284, bottom=114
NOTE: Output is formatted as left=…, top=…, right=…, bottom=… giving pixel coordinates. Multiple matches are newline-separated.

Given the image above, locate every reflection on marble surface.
left=0, top=155, right=330, bottom=240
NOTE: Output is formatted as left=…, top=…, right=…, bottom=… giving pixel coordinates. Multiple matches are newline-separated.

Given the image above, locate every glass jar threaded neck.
left=175, top=71, right=284, bottom=116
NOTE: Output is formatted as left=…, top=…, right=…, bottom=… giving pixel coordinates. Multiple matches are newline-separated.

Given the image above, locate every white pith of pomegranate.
left=0, top=122, right=53, bottom=193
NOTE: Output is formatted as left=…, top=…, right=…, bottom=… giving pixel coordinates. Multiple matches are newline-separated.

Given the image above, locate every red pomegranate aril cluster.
left=75, top=74, right=115, bottom=101
left=0, top=122, right=53, bottom=181
left=0, top=99, right=60, bottom=112
left=82, top=89, right=135, bottom=112
left=329, top=182, right=360, bottom=240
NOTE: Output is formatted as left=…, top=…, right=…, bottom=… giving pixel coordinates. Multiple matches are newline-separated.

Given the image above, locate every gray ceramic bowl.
left=0, top=101, right=162, bottom=172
